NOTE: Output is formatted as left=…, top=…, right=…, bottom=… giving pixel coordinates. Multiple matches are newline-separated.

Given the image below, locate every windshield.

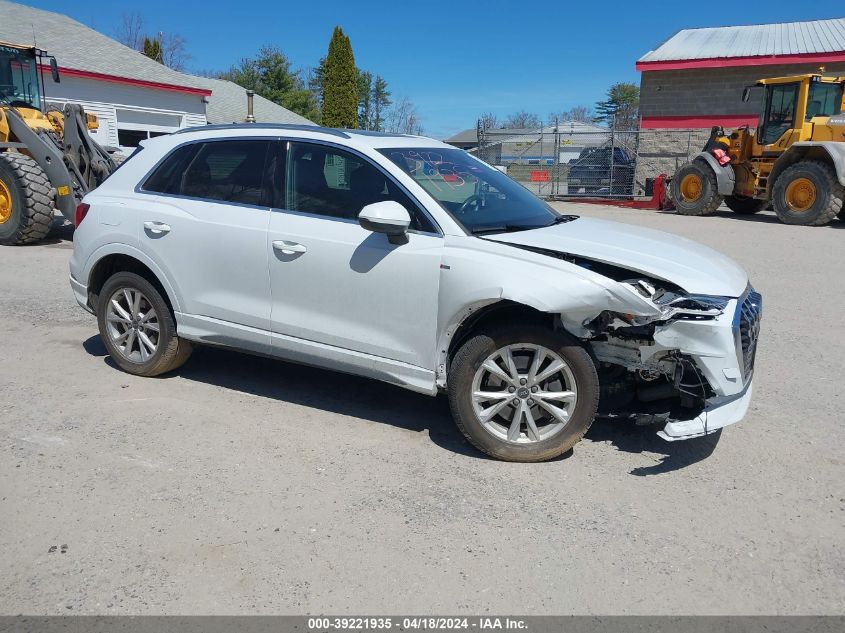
left=0, top=45, right=42, bottom=109
left=379, top=147, right=564, bottom=234
left=806, top=82, right=843, bottom=119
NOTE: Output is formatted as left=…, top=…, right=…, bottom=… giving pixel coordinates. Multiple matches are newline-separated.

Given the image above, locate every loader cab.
left=753, top=75, right=844, bottom=149
left=0, top=42, right=59, bottom=112
left=0, top=44, right=43, bottom=111
left=756, top=78, right=801, bottom=147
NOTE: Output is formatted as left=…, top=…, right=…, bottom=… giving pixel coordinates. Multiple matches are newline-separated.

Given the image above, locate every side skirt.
left=176, top=312, right=438, bottom=396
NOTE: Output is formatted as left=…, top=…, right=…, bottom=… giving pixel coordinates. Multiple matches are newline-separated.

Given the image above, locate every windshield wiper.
left=471, top=225, right=542, bottom=235
left=471, top=215, right=578, bottom=235
left=548, top=214, right=579, bottom=225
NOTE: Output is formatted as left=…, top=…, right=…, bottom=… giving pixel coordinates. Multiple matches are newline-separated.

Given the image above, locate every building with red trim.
left=637, top=18, right=845, bottom=130
left=0, top=0, right=313, bottom=152
left=633, top=18, right=845, bottom=189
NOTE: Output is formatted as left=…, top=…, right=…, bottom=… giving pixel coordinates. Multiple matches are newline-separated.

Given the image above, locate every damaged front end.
left=583, top=278, right=762, bottom=441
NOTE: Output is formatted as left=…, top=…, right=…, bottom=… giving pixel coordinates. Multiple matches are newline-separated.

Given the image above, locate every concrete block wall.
left=640, top=62, right=845, bottom=118
left=634, top=129, right=712, bottom=194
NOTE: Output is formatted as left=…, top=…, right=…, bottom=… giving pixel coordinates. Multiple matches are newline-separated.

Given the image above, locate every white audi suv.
left=69, top=124, right=761, bottom=462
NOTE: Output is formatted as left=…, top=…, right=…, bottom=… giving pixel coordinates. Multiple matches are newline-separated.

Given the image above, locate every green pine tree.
left=142, top=36, right=163, bottom=64
left=357, top=70, right=373, bottom=130
left=594, top=82, right=640, bottom=129
left=371, top=75, right=391, bottom=132
left=322, top=26, right=358, bottom=128
left=219, top=46, right=320, bottom=122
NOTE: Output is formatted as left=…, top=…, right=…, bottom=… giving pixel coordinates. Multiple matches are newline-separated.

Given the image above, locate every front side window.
left=760, top=83, right=798, bottom=145
left=143, top=140, right=271, bottom=206
left=806, top=82, right=843, bottom=119
left=285, top=142, right=434, bottom=231
left=380, top=147, right=562, bottom=234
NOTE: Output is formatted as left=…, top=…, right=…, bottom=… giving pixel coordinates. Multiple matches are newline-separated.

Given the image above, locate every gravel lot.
left=1, top=203, right=843, bottom=615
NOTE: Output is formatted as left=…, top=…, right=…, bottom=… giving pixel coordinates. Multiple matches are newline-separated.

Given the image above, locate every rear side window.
left=142, top=140, right=271, bottom=206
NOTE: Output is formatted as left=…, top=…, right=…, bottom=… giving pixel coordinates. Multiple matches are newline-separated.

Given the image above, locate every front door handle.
left=272, top=240, right=307, bottom=255
left=143, top=221, right=171, bottom=235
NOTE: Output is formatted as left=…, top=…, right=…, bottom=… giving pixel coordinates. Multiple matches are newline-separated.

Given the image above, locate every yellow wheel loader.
left=0, top=41, right=115, bottom=245
left=671, top=71, right=845, bottom=226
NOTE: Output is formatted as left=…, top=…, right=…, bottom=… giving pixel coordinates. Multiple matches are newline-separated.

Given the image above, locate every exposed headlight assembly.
left=624, top=280, right=729, bottom=321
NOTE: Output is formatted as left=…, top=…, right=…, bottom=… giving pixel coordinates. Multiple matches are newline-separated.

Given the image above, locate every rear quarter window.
left=141, top=140, right=271, bottom=206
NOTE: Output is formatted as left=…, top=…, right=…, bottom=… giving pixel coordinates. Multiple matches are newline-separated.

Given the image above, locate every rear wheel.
left=448, top=326, right=599, bottom=462
left=0, top=152, right=54, bottom=245
left=724, top=195, right=768, bottom=214
left=97, top=272, right=193, bottom=377
left=772, top=160, right=843, bottom=226
left=671, top=161, right=723, bottom=216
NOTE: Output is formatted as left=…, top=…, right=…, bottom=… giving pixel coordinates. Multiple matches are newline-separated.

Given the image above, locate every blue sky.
left=24, top=0, right=845, bottom=138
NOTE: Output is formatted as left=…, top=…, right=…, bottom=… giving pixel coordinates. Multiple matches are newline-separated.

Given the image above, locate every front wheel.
left=772, top=160, right=843, bottom=226
left=448, top=326, right=599, bottom=462
left=0, top=152, right=54, bottom=245
left=671, top=161, right=723, bottom=216
left=97, top=272, right=193, bottom=377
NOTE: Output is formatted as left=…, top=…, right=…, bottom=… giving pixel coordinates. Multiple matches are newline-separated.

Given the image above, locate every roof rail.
left=338, top=128, right=416, bottom=138
left=175, top=123, right=351, bottom=138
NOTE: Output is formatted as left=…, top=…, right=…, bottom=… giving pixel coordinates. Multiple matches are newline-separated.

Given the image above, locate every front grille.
left=737, top=289, right=763, bottom=380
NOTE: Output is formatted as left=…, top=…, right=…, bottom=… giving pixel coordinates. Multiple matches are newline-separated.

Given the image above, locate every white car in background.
left=69, top=124, right=762, bottom=462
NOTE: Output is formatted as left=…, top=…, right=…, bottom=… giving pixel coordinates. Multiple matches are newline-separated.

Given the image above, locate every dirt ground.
left=1, top=203, right=843, bottom=615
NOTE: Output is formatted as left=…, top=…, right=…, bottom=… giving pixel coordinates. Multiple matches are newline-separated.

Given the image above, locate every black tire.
left=671, top=161, right=723, bottom=216
left=724, top=195, right=768, bottom=214
left=772, top=160, right=843, bottom=226
left=97, top=272, right=193, bottom=377
left=0, top=152, right=55, bottom=245
left=447, top=325, right=599, bottom=462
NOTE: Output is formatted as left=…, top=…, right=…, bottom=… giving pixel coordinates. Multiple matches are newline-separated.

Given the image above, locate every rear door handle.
left=272, top=240, right=307, bottom=255
left=143, top=221, right=171, bottom=235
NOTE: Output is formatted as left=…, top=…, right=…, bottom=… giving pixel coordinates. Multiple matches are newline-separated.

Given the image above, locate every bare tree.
left=503, top=110, right=541, bottom=128
left=549, top=105, right=594, bottom=124
left=114, top=12, right=145, bottom=50
left=160, top=32, right=191, bottom=71
left=386, top=97, right=423, bottom=135
left=113, top=13, right=191, bottom=71
left=478, top=112, right=499, bottom=130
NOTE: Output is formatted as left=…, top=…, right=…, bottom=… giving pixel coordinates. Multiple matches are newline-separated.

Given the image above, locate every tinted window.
left=285, top=142, right=434, bottom=231
left=143, top=140, right=271, bottom=206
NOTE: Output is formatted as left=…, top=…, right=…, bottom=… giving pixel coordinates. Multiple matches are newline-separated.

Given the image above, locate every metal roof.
left=639, top=17, right=845, bottom=62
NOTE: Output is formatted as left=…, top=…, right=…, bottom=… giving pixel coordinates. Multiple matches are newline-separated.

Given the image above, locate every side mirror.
left=358, top=200, right=411, bottom=245
left=49, top=57, right=60, bottom=83
left=741, top=86, right=751, bottom=103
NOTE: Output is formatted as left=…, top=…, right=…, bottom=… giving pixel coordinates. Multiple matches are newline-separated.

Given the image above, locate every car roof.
left=160, top=123, right=452, bottom=151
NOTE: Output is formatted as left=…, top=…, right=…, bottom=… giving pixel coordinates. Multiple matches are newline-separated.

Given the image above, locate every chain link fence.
left=473, top=124, right=711, bottom=199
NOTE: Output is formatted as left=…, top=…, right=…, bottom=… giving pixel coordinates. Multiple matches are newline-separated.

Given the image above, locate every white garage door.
left=116, top=109, right=183, bottom=151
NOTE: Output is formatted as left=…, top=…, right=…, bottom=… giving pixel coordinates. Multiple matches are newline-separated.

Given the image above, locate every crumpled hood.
left=486, top=217, right=748, bottom=296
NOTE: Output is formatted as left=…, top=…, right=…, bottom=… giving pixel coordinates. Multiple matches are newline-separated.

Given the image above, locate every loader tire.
left=671, top=161, right=723, bottom=216
left=0, top=152, right=55, bottom=245
left=724, top=195, right=768, bottom=215
left=772, top=160, right=843, bottom=226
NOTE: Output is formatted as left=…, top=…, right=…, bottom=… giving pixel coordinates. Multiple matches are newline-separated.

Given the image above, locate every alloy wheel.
left=471, top=344, right=578, bottom=444
left=105, top=287, right=160, bottom=363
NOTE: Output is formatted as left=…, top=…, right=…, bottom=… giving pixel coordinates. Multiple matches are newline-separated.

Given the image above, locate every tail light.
left=74, top=203, right=90, bottom=227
